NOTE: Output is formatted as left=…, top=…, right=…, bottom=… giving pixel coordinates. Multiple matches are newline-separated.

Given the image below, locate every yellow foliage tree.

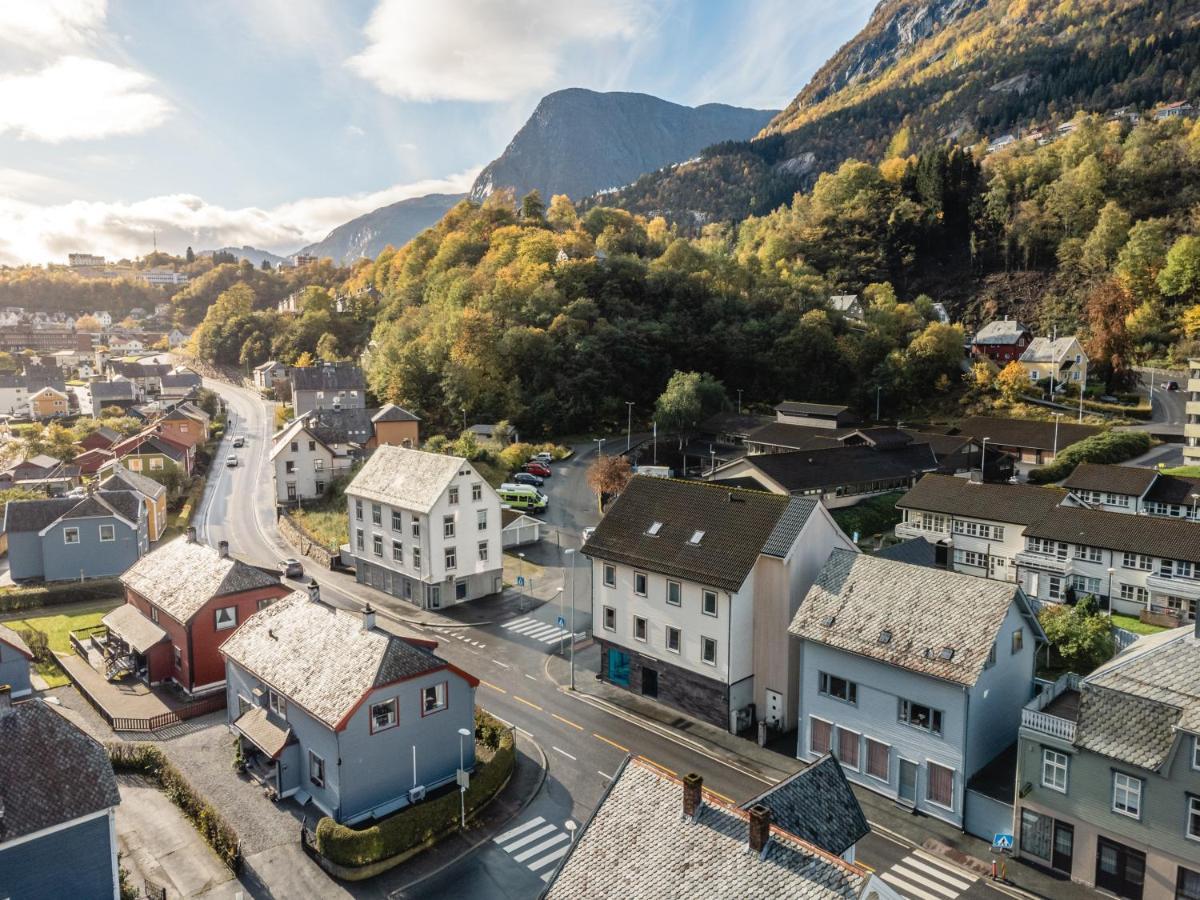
left=996, top=360, right=1027, bottom=403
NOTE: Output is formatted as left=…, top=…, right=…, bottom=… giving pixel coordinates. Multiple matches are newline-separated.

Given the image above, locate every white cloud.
left=0, top=0, right=107, bottom=51
left=0, top=168, right=480, bottom=265
left=347, top=0, right=642, bottom=102
left=0, top=57, right=173, bottom=142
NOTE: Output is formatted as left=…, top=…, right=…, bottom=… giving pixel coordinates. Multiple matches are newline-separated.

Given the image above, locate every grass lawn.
left=292, top=502, right=349, bottom=549
left=1163, top=466, right=1200, bottom=478
left=6, top=602, right=119, bottom=687
left=1110, top=613, right=1167, bottom=635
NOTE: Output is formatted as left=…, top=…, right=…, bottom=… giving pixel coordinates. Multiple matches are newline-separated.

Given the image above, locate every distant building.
left=1186, top=358, right=1200, bottom=465
left=253, top=360, right=288, bottom=389
left=28, top=386, right=69, bottom=420
left=1155, top=100, right=1194, bottom=120
left=289, top=362, right=366, bottom=416
left=293, top=254, right=318, bottom=267
left=141, top=268, right=189, bottom=286
left=68, top=253, right=106, bottom=267
left=0, top=624, right=33, bottom=698
left=1019, top=336, right=1088, bottom=387
left=772, top=401, right=858, bottom=430
left=829, top=294, right=865, bottom=321
left=971, top=319, right=1031, bottom=364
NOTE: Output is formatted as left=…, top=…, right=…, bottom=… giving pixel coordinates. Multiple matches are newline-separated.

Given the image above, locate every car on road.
left=523, top=461, right=551, bottom=478
left=511, top=471, right=544, bottom=487
left=225, top=454, right=238, bottom=467
left=497, top=483, right=548, bottom=512
left=232, top=435, right=245, bottom=448
left=1165, top=380, right=1179, bottom=391
left=280, top=558, right=304, bottom=578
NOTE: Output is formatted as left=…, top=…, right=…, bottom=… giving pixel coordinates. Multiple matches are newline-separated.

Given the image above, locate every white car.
left=226, top=454, right=238, bottom=468
left=532, top=452, right=553, bottom=464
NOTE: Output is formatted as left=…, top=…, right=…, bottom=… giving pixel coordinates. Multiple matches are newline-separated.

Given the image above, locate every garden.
left=4, top=599, right=121, bottom=687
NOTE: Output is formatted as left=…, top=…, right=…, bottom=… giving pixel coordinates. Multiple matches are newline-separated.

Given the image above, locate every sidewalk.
left=546, top=647, right=1091, bottom=900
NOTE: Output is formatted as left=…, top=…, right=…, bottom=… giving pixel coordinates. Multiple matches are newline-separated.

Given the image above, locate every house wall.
left=0, top=640, right=33, bottom=697
left=41, top=516, right=142, bottom=582
left=159, top=417, right=204, bottom=449
left=273, top=432, right=338, bottom=503
left=370, top=419, right=419, bottom=449
left=597, top=635, right=730, bottom=728
left=964, top=602, right=1037, bottom=776
left=0, top=384, right=28, bottom=416
left=0, top=810, right=117, bottom=900
left=7, top=531, right=46, bottom=580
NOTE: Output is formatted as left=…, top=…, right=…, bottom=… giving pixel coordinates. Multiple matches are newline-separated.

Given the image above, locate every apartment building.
left=1186, top=358, right=1200, bottom=465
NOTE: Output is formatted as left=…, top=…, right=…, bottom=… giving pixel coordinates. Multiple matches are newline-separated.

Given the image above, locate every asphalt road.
left=195, top=378, right=1012, bottom=900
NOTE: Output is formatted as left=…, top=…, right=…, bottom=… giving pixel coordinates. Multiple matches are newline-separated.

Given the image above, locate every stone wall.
left=277, top=510, right=338, bottom=569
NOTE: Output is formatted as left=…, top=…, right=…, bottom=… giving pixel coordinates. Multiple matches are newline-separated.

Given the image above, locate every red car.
left=523, top=461, right=552, bottom=477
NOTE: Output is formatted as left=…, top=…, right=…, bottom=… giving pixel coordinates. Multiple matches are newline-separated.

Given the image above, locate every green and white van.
left=497, top=483, right=548, bottom=512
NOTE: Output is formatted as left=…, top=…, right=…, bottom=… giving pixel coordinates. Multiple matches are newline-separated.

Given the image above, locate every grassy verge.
left=7, top=603, right=117, bottom=687
left=830, top=492, right=905, bottom=542
left=291, top=502, right=349, bottom=549
left=1163, top=466, right=1200, bottom=478
left=1110, top=613, right=1167, bottom=635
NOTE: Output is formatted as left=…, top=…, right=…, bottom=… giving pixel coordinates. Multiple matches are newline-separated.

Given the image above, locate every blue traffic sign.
left=992, top=833, right=1014, bottom=852
left=557, top=616, right=566, bottom=629
left=516, top=576, right=525, bottom=587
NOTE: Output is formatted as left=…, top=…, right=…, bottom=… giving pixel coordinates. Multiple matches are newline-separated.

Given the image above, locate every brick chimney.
left=307, top=579, right=320, bottom=602
left=362, top=603, right=376, bottom=631
left=682, top=772, right=703, bottom=819
left=217, top=540, right=229, bottom=558
left=747, top=804, right=771, bottom=855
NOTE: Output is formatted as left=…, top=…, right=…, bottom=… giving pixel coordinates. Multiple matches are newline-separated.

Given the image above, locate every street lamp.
left=1191, top=492, right=1199, bottom=521
left=565, top=548, right=577, bottom=690
left=457, top=727, right=472, bottom=828
left=1052, top=413, right=1062, bottom=458
left=556, top=586, right=565, bottom=657
left=518, top=552, right=526, bottom=613
left=736, top=389, right=743, bottom=415
left=980, top=437, right=990, bottom=481
left=625, top=402, right=634, bottom=451
left=594, top=437, right=604, bottom=458
left=1106, top=567, right=1116, bottom=618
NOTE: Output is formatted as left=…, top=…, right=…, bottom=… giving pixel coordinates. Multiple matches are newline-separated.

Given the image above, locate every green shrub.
left=0, top=578, right=124, bottom=613
left=830, top=491, right=905, bottom=540
left=1038, top=603, right=1115, bottom=673
left=1027, top=430, right=1151, bottom=484
left=16, top=628, right=50, bottom=663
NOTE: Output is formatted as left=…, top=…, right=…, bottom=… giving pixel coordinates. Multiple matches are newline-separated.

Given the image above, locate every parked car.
left=226, top=454, right=238, bottom=467
left=523, top=461, right=551, bottom=478
left=1164, top=380, right=1179, bottom=391
left=280, top=558, right=304, bottom=578
left=497, top=484, right=548, bottom=512
left=532, top=451, right=553, bottom=464
left=232, top=435, right=245, bottom=448
left=512, top=471, right=544, bottom=487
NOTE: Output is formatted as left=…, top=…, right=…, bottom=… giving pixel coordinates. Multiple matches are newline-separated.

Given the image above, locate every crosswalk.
left=500, top=616, right=579, bottom=647
left=493, top=815, right=574, bottom=882
left=878, top=848, right=978, bottom=900
left=432, top=628, right=486, bottom=650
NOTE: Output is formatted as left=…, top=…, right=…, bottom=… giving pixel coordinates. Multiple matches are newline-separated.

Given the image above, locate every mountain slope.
left=298, top=193, right=465, bottom=264
left=599, top=0, right=1200, bottom=226
left=469, top=88, right=776, bottom=203
left=203, top=246, right=290, bottom=267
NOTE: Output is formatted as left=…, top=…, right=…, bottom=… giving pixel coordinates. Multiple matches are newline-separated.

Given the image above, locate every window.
left=391, top=511, right=403, bottom=531
left=392, top=540, right=403, bottom=562
left=666, top=580, right=681, bottom=606
left=1189, top=797, right=1200, bottom=842
left=954, top=548, right=987, bottom=568
left=287, top=461, right=298, bottom=475
left=373, top=534, right=383, bottom=557
left=412, top=547, right=421, bottom=569
left=477, top=509, right=487, bottom=531
left=898, top=699, right=943, bottom=735
left=1027, top=537, right=1067, bottom=559
left=927, top=762, right=954, bottom=809
left=918, top=512, right=949, bottom=533
left=701, top=589, right=718, bottom=617
left=701, top=636, right=717, bottom=665
left=1074, top=544, right=1102, bottom=562
left=603, top=564, right=616, bottom=588
left=443, top=515, right=455, bottom=538
left=477, top=541, right=488, bottom=562
left=172, top=645, right=181, bottom=669
left=290, top=441, right=299, bottom=452
left=309, top=750, right=325, bottom=787
left=837, top=728, right=860, bottom=771
left=471, top=483, right=482, bottom=502
left=421, top=682, right=448, bottom=715
left=269, top=690, right=287, bottom=718
left=370, top=698, right=398, bottom=734
left=818, top=672, right=858, bottom=704
left=1070, top=574, right=1101, bottom=595
left=1112, top=772, right=1142, bottom=818
left=214, top=606, right=237, bottom=631
left=63, top=527, right=79, bottom=544
left=308, top=440, right=316, bottom=452
left=1120, top=583, right=1149, bottom=606
left=665, top=626, right=681, bottom=654
left=810, top=717, right=832, bottom=755
left=1179, top=868, right=1200, bottom=900
left=602, top=606, right=615, bottom=631
left=444, top=546, right=456, bottom=570
left=634, top=616, right=647, bottom=642
left=412, top=520, right=420, bottom=539
left=150, top=606, right=159, bottom=624
left=313, top=459, right=323, bottom=471
left=372, top=504, right=381, bottom=525
left=985, top=643, right=997, bottom=668
left=150, top=458, right=163, bottom=471
left=315, top=481, right=325, bottom=494
left=1012, top=628, right=1024, bottom=653
left=1020, top=809, right=1052, bottom=861
left=954, top=520, right=1004, bottom=541
left=355, top=499, right=363, bottom=520
left=634, top=572, right=647, bottom=596
left=1194, top=736, right=1200, bottom=771
left=1163, top=559, right=1197, bottom=580
left=1122, top=552, right=1153, bottom=571
left=1042, top=748, right=1069, bottom=793
left=866, top=738, right=889, bottom=780
left=449, top=486, right=459, bottom=505
left=356, top=528, right=364, bottom=551
left=1047, top=575, right=1063, bottom=601
left=99, top=524, right=115, bottom=542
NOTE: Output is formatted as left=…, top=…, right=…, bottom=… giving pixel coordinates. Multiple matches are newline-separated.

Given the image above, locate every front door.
left=607, top=649, right=630, bottom=687
left=456, top=580, right=468, bottom=601
left=642, top=667, right=658, bottom=698
left=898, top=758, right=918, bottom=807
left=1052, top=821, right=1074, bottom=874
left=1096, top=836, right=1145, bottom=900
left=765, top=689, right=784, bottom=729
left=286, top=483, right=296, bottom=501
left=428, top=585, right=441, bottom=609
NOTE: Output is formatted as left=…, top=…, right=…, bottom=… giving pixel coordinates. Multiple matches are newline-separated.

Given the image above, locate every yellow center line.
left=643, top=758, right=677, bottom=777
left=479, top=680, right=507, bottom=694
left=513, top=695, right=543, bottom=711
left=705, top=787, right=736, bottom=805
left=551, top=713, right=584, bottom=731
left=592, top=732, right=629, bottom=752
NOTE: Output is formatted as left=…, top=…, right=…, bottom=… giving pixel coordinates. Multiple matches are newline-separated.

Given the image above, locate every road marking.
left=500, top=823, right=556, bottom=852
left=513, top=832, right=569, bottom=863
left=479, top=680, right=507, bottom=694
left=881, top=872, right=942, bottom=900
left=468, top=640, right=480, bottom=646
left=513, top=695, right=543, bottom=711
left=902, top=856, right=974, bottom=890
left=551, top=713, right=584, bottom=731
left=643, top=758, right=676, bottom=776
left=528, top=845, right=570, bottom=871
left=491, top=659, right=510, bottom=668
left=598, top=770, right=612, bottom=780
left=495, top=818, right=573, bottom=881
left=477, top=643, right=486, bottom=649
left=552, top=746, right=577, bottom=761
left=524, top=673, right=537, bottom=681
left=517, top=727, right=534, bottom=738
left=704, top=787, right=736, bottom=805
left=493, top=816, right=545, bottom=844
left=888, top=865, right=959, bottom=898
left=592, top=733, right=629, bottom=752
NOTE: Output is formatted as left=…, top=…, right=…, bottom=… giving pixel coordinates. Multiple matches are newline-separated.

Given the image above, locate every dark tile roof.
left=0, top=623, right=33, bottom=658
left=899, top=429, right=973, bottom=458
left=955, top=416, right=1101, bottom=452
left=775, top=401, right=852, bottom=418
left=897, top=474, right=1065, bottom=525
left=745, top=422, right=855, bottom=451
left=290, top=363, right=366, bottom=392
left=1062, top=463, right=1157, bottom=496
left=90, top=381, right=137, bottom=402
left=126, top=436, right=187, bottom=461
left=102, top=463, right=166, bottom=500
left=0, top=701, right=120, bottom=842
left=1075, top=685, right=1180, bottom=771
left=1144, top=472, right=1200, bottom=506
left=583, top=477, right=791, bottom=593
left=698, top=411, right=773, bottom=436
left=741, top=755, right=870, bottom=857
left=372, top=403, right=420, bottom=423
left=876, top=537, right=940, bottom=568
left=3, top=497, right=78, bottom=533
left=303, top=407, right=377, bottom=445
left=161, top=372, right=201, bottom=389
left=739, top=444, right=937, bottom=493
left=1024, top=505, right=1200, bottom=564
left=845, top=427, right=912, bottom=449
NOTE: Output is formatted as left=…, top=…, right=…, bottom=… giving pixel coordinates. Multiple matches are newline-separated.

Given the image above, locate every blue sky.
left=0, top=0, right=877, bottom=263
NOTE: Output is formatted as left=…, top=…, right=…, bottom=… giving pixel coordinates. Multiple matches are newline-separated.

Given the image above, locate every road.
left=1121, top=368, right=1187, bottom=468
left=196, top=376, right=1012, bottom=900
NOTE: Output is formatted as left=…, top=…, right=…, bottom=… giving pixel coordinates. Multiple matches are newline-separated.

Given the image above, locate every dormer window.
left=646, top=522, right=663, bottom=536
left=689, top=530, right=704, bottom=545
left=938, top=647, right=955, bottom=661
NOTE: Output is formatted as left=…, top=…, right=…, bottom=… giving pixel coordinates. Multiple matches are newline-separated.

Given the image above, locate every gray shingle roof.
left=121, top=537, right=282, bottom=623
left=290, top=363, right=365, bottom=392
left=372, top=403, right=420, bottom=423
left=2, top=497, right=78, bottom=533
left=0, top=623, right=33, bottom=658
left=1062, top=463, right=1157, bottom=497
left=955, top=416, right=1101, bottom=452
left=233, top=706, right=293, bottom=759
left=583, top=477, right=792, bottom=593
left=745, top=422, right=855, bottom=451
left=102, top=463, right=166, bottom=500
left=897, top=474, right=1065, bottom=525
left=1024, top=505, right=1200, bottom=564
left=219, top=592, right=454, bottom=728
left=1074, top=686, right=1181, bottom=771
left=90, top=381, right=137, bottom=402
left=876, top=537, right=940, bottom=568
left=545, top=758, right=868, bottom=900
left=102, top=603, right=167, bottom=654
left=0, top=700, right=120, bottom=843
left=764, top=497, right=820, bottom=558
left=1019, top=336, right=1081, bottom=364
left=775, top=401, right=853, bottom=419
left=741, top=755, right=870, bottom=858
left=1143, top=472, right=1200, bottom=506
left=346, top=445, right=464, bottom=514
left=973, top=320, right=1029, bottom=344
left=789, top=550, right=1025, bottom=686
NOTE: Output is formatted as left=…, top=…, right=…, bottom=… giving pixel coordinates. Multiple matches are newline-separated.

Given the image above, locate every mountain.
left=468, top=88, right=777, bottom=204
left=203, top=246, right=290, bottom=267
left=599, top=0, right=1200, bottom=226
left=297, top=193, right=464, bottom=265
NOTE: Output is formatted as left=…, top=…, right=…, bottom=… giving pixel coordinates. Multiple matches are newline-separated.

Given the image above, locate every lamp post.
left=518, top=552, right=526, bottom=613
left=1192, top=493, right=1199, bottom=521
left=980, top=437, right=990, bottom=481
left=556, top=586, right=565, bottom=656
left=1106, top=566, right=1116, bottom=618
left=875, top=385, right=882, bottom=421
left=594, top=437, right=604, bottom=458
left=1078, top=380, right=1084, bottom=423
left=625, top=402, right=634, bottom=451
left=457, top=727, right=471, bottom=828
left=1052, top=413, right=1062, bottom=458
left=737, top=389, right=743, bottom=415
left=565, top=548, right=577, bottom=690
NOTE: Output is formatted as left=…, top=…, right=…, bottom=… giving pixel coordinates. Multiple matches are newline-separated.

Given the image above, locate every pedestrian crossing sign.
left=557, top=616, right=565, bottom=629
left=992, top=832, right=1014, bottom=852
left=517, top=576, right=525, bottom=586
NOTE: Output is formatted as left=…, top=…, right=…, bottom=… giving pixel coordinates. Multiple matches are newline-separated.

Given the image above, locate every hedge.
left=0, top=578, right=124, bottom=613
left=108, top=742, right=243, bottom=872
left=1027, top=430, right=1152, bottom=484
left=315, top=709, right=515, bottom=867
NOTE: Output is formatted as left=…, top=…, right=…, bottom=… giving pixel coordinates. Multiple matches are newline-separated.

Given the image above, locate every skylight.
left=689, top=530, right=705, bottom=545
left=820, top=615, right=836, bottom=627
left=939, top=647, right=955, bottom=661
left=646, top=521, right=663, bottom=536
left=878, top=630, right=892, bottom=645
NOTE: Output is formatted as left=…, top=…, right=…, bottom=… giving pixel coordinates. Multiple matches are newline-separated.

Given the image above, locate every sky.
left=0, top=0, right=877, bottom=264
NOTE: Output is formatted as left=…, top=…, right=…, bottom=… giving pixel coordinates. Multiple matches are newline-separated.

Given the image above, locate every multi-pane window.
left=422, top=682, right=447, bottom=714
left=471, top=483, right=482, bottom=502
left=1188, top=797, right=1200, bottom=841
left=1179, top=868, right=1200, bottom=900
left=1162, top=559, right=1196, bottom=580
left=99, top=524, right=115, bottom=542
left=313, top=459, right=324, bottom=471
left=373, top=534, right=383, bottom=557
left=1112, top=772, right=1142, bottom=818
left=603, top=564, right=615, bottom=588
left=443, top=515, right=455, bottom=538
left=837, top=728, right=860, bottom=770
left=1041, top=748, right=1068, bottom=793
left=355, top=499, right=363, bottom=520
left=666, top=580, right=681, bottom=606
left=391, top=511, right=403, bottom=531
left=810, top=717, right=832, bottom=755
left=919, top=512, right=948, bottom=533
left=372, top=504, right=381, bottom=525
left=1070, top=575, right=1101, bottom=594
left=444, top=547, right=456, bottom=570
left=269, top=690, right=287, bottom=718
left=899, top=699, right=943, bottom=734
left=1020, top=809, right=1052, bottom=861
left=1027, top=537, right=1067, bottom=559
left=1194, top=736, right=1200, bottom=771
left=412, top=547, right=421, bottom=569
left=356, top=528, right=364, bottom=551
left=954, top=520, right=1003, bottom=540
left=412, top=520, right=420, bottom=538
left=701, top=636, right=717, bottom=665
left=818, top=672, right=857, bottom=704
left=63, top=527, right=79, bottom=544
left=665, top=626, right=681, bottom=653
left=477, top=509, right=487, bottom=530
left=214, top=607, right=237, bottom=631
left=1073, top=544, right=1102, bottom=562
left=602, top=606, right=615, bottom=631
left=866, top=738, right=889, bottom=780
left=702, top=590, right=718, bottom=617
left=633, top=616, right=647, bottom=642
left=370, top=698, right=398, bottom=733
left=954, top=549, right=987, bottom=568
left=634, top=572, right=647, bottom=596
left=1122, top=552, right=1153, bottom=571
left=309, top=751, right=325, bottom=787
left=927, top=762, right=954, bottom=809
left=449, top=486, right=459, bottom=505
left=392, top=540, right=403, bottom=562
left=1120, top=583, right=1149, bottom=605
left=477, top=541, right=488, bottom=562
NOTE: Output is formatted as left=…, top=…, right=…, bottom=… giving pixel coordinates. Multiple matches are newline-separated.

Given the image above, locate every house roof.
left=29, top=385, right=67, bottom=400
left=726, top=443, right=938, bottom=494
left=896, top=474, right=1066, bottom=525
left=898, top=429, right=973, bottom=459
left=1062, top=463, right=1157, bottom=497
left=1143, top=471, right=1200, bottom=506
left=0, top=622, right=33, bottom=659
left=774, top=401, right=852, bottom=419
left=2, top=497, right=77, bottom=533
left=253, top=360, right=284, bottom=372
left=372, top=403, right=420, bottom=423
left=56, top=490, right=142, bottom=527
left=582, top=476, right=800, bottom=593
left=955, top=416, right=1102, bottom=452
left=875, top=537, right=940, bottom=568
left=89, top=381, right=137, bottom=402
left=500, top=508, right=544, bottom=529
left=276, top=406, right=379, bottom=450
left=101, top=462, right=167, bottom=500
left=1025, top=505, right=1200, bottom=564
left=121, top=537, right=281, bottom=623
left=698, top=411, right=773, bottom=437
left=219, top=592, right=467, bottom=729
left=289, top=363, right=365, bottom=392
left=829, top=295, right=862, bottom=313
left=102, top=603, right=167, bottom=654
left=789, top=550, right=1027, bottom=687
left=346, top=445, right=465, bottom=514
left=160, top=372, right=201, bottom=389
left=745, top=422, right=855, bottom=451
left=973, top=320, right=1030, bottom=345
left=544, top=757, right=868, bottom=900
left=0, top=700, right=120, bottom=843
left=232, top=706, right=294, bottom=759
left=740, top=755, right=870, bottom=857
left=1019, top=336, right=1082, bottom=365
left=123, top=435, right=188, bottom=461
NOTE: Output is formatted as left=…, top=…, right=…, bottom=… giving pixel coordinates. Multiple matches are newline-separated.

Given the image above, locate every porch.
left=1020, top=673, right=1081, bottom=742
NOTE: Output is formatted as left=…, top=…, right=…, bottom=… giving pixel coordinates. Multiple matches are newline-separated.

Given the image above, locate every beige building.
left=1185, top=359, right=1200, bottom=465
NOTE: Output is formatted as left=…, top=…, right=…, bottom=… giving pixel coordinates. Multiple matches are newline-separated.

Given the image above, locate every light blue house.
left=220, top=585, right=479, bottom=824
left=0, top=623, right=33, bottom=698
left=0, top=693, right=122, bottom=899
left=2, top=490, right=148, bottom=582
left=790, top=550, right=1042, bottom=835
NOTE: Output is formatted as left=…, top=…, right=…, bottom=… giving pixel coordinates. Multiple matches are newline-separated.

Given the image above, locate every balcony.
left=1021, top=673, right=1081, bottom=742
left=894, top=521, right=931, bottom=540
left=1014, top=551, right=1071, bottom=574
left=1146, top=574, right=1200, bottom=600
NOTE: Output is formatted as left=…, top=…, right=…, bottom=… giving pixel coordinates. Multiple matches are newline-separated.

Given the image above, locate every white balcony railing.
left=894, top=521, right=930, bottom=540
left=1014, top=551, right=1071, bottom=574
left=1021, top=708, right=1076, bottom=742
left=1146, top=574, right=1200, bottom=601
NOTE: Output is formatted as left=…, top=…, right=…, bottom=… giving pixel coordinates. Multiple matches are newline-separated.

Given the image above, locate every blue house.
left=0, top=692, right=122, bottom=899
left=2, top=489, right=148, bottom=582
left=220, top=585, right=480, bottom=824
left=0, top=623, right=33, bottom=698
left=790, top=550, right=1042, bottom=835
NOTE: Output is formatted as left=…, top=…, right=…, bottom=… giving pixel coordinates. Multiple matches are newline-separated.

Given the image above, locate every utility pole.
left=875, top=386, right=881, bottom=421
left=652, top=421, right=657, bottom=466
left=566, top=548, right=577, bottom=690
left=736, top=389, right=743, bottom=415
left=594, top=437, right=604, bottom=458
left=1078, top=381, right=1084, bottom=423
left=625, top=402, right=634, bottom=451
left=1053, top=413, right=1061, bottom=458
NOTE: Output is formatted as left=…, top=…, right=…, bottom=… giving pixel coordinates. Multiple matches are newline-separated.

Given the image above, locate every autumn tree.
left=586, top=453, right=632, bottom=510
left=654, top=370, right=727, bottom=448
left=996, top=361, right=1027, bottom=404
left=75, top=314, right=102, bottom=332
left=1084, top=279, right=1137, bottom=391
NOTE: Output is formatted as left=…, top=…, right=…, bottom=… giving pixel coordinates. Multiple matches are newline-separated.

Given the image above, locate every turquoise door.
left=608, top=649, right=630, bottom=687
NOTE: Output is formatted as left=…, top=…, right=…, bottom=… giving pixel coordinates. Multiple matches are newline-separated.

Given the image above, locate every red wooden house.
left=970, top=319, right=1031, bottom=364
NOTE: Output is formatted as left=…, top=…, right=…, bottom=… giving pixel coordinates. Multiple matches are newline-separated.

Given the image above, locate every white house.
left=346, top=446, right=504, bottom=609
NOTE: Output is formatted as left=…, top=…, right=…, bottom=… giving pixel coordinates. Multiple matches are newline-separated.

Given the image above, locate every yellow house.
left=1019, top=336, right=1088, bottom=389
left=100, top=462, right=169, bottom=542
left=28, top=386, right=69, bottom=420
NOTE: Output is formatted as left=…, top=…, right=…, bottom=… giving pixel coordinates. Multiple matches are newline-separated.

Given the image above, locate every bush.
left=1027, top=430, right=1152, bottom=484
left=0, top=578, right=124, bottom=613
left=1038, top=603, right=1115, bottom=673
left=16, top=628, right=50, bottom=664
left=314, top=709, right=515, bottom=867
left=831, top=491, right=905, bottom=540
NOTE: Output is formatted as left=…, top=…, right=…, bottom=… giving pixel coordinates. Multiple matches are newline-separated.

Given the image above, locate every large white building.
left=1186, top=358, right=1200, bottom=465
left=345, top=446, right=503, bottom=609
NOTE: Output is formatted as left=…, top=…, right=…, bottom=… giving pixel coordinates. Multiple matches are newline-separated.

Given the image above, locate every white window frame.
left=269, top=690, right=287, bottom=719
left=63, top=526, right=80, bottom=545
left=369, top=698, right=398, bottom=734
left=1188, top=796, right=1200, bottom=842
left=444, top=546, right=456, bottom=570
left=443, top=515, right=455, bottom=538
left=421, top=681, right=448, bottom=716
left=666, top=580, right=681, bottom=607
left=98, top=524, right=115, bottom=542
left=665, top=625, right=681, bottom=654
left=603, top=564, right=616, bottom=588
left=701, top=636, right=717, bottom=666
left=392, top=540, right=403, bottom=562
left=373, top=534, right=383, bottom=557
left=634, top=571, right=647, bottom=596
left=308, top=750, right=325, bottom=788
left=477, top=540, right=488, bottom=563
left=702, top=589, right=718, bottom=617
left=214, top=606, right=237, bottom=631
left=1193, top=736, right=1200, bottom=771
left=448, top=486, right=459, bottom=505
left=602, top=605, right=615, bottom=632
left=1041, top=748, right=1069, bottom=793
left=471, top=483, right=482, bottom=502
left=1112, top=771, right=1142, bottom=819
left=633, top=616, right=647, bottom=642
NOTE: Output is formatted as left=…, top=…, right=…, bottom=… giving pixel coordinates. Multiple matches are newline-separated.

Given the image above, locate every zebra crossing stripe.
left=881, top=871, right=943, bottom=900
left=508, top=621, right=551, bottom=635
left=888, top=865, right=958, bottom=899
left=512, top=832, right=569, bottom=863
left=501, top=823, right=557, bottom=852
left=493, top=816, right=544, bottom=844
left=502, top=617, right=537, bottom=630
left=902, top=856, right=974, bottom=890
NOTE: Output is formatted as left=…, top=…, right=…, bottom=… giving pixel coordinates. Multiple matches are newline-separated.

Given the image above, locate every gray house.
left=790, top=550, right=1042, bottom=836
left=0, top=693, right=122, bottom=899
left=290, top=362, right=366, bottom=416
left=0, top=623, right=34, bottom=698
left=3, top=490, right=148, bottom=582
left=1015, top=625, right=1200, bottom=900
left=221, top=586, right=479, bottom=824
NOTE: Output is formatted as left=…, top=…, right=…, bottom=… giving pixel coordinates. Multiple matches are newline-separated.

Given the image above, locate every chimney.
left=362, top=603, right=376, bottom=631
left=308, top=579, right=320, bottom=602
left=748, top=804, right=771, bottom=855
left=186, top=525, right=196, bottom=543
left=682, top=772, right=703, bottom=819
left=218, top=540, right=229, bottom=558
left=0, top=684, right=11, bottom=716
